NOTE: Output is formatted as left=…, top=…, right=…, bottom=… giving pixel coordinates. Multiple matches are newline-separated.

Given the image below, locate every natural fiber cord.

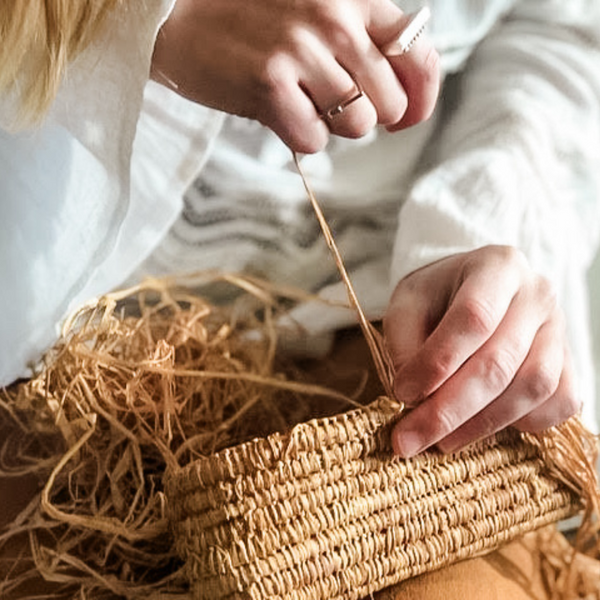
left=163, top=160, right=600, bottom=600
left=1, top=274, right=598, bottom=599
left=165, top=397, right=583, bottom=600
left=1, top=162, right=598, bottom=598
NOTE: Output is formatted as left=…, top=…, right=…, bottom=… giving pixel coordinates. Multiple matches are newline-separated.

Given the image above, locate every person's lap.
left=0, top=326, right=584, bottom=600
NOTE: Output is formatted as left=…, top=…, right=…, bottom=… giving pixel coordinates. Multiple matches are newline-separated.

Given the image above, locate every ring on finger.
left=319, top=80, right=364, bottom=122
left=381, top=6, right=431, bottom=56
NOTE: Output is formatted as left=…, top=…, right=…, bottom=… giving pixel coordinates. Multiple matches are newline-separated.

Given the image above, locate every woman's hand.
left=151, top=0, right=439, bottom=153
left=383, top=245, right=580, bottom=458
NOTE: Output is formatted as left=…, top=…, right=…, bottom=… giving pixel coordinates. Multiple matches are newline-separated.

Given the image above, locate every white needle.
left=382, top=6, right=431, bottom=56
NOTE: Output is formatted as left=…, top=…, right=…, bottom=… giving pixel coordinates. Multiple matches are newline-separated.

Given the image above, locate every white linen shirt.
left=1, top=0, right=600, bottom=430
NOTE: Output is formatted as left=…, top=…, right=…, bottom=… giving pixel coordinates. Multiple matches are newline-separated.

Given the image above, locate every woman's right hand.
left=151, top=0, right=439, bottom=153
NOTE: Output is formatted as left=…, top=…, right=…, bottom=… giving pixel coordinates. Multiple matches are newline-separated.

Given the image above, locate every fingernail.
left=394, top=382, right=421, bottom=407
left=436, top=439, right=458, bottom=454
left=392, top=427, right=425, bottom=458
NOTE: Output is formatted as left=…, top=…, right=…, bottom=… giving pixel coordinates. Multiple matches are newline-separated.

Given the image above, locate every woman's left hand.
left=383, top=245, right=580, bottom=458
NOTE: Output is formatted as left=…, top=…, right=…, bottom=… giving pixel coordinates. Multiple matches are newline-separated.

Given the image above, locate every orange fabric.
left=375, top=532, right=551, bottom=600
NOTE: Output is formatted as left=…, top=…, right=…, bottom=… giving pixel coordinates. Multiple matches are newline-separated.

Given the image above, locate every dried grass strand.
left=293, top=152, right=396, bottom=401
left=0, top=170, right=598, bottom=600
left=0, top=274, right=363, bottom=599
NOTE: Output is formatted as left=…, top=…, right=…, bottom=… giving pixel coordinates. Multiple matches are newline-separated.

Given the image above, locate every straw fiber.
left=165, top=397, right=581, bottom=600
left=1, top=164, right=597, bottom=599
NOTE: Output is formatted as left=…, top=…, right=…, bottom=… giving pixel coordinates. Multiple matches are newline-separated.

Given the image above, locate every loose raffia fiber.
left=163, top=156, right=600, bottom=600
left=0, top=273, right=360, bottom=599
left=1, top=160, right=599, bottom=599
left=0, top=271, right=599, bottom=600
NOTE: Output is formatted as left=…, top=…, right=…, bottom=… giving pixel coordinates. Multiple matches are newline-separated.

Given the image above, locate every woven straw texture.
left=165, top=397, right=581, bottom=600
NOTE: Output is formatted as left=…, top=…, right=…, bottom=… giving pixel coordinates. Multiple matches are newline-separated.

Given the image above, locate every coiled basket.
left=165, top=397, right=581, bottom=600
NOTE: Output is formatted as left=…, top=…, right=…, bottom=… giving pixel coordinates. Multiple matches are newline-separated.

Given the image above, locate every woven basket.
left=165, top=396, right=581, bottom=600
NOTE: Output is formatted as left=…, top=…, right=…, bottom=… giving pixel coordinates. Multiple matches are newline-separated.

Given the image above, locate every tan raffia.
left=1, top=271, right=598, bottom=599
left=0, top=273, right=362, bottom=599
left=162, top=156, right=600, bottom=600
left=1, top=159, right=599, bottom=599
left=164, top=398, right=590, bottom=600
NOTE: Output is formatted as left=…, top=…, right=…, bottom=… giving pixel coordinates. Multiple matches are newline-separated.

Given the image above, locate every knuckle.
left=478, top=349, right=516, bottom=392
left=561, top=390, right=582, bottom=419
left=534, top=273, right=554, bottom=299
left=309, top=3, right=357, bottom=53
left=431, top=405, right=463, bottom=439
left=430, top=407, right=461, bottom=439
left=522, top=364, right=559, bottom=403
left=259, top=52, right=290, bottom=96
left=458, top=297, right=497, bottom=338
left=327, top=16, right=361, bottom=54
left=330, top=26, right=357, bottom=55
left=496, top=244, right=526, bottom=267
left=428, top=345, right=461, bottom=382
left=534, top=276, right=559, bottom=313
left=478, top=245, right=527, bottom=271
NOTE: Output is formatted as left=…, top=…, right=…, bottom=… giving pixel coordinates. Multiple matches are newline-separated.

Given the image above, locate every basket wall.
left=165, top=398, right=580, bottom=600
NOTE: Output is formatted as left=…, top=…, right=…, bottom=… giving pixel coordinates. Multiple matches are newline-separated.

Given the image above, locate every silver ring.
left=382, top=6, right=431, bottom=56
left=320, top=82, right=364, bottom=121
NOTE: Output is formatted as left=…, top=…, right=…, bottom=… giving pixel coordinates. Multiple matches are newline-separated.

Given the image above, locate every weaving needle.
left=382, top=6, right=431, bottom=56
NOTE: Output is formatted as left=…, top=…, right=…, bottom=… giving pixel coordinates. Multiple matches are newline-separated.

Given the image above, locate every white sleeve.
left=391, top=0, right=600, bottom=428
left=393, top=0, right=600, bottom=281
left=0, top=1, right=175, bottom=386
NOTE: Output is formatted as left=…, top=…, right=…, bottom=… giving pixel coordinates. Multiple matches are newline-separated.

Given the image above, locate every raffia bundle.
left=163, top=158, right=600, bottom=600
left=1, top=272, right=391, bottom=599
left=0, top=271, right=598, bottom=599
left=0, top=160, right=598, bottom=599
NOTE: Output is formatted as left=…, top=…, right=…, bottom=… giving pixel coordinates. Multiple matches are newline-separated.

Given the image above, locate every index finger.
left=390, top=261, right=522, bottom=405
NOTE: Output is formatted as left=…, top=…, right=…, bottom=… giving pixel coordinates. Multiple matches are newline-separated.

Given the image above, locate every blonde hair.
left=0, top=0, right=120, bottom=125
